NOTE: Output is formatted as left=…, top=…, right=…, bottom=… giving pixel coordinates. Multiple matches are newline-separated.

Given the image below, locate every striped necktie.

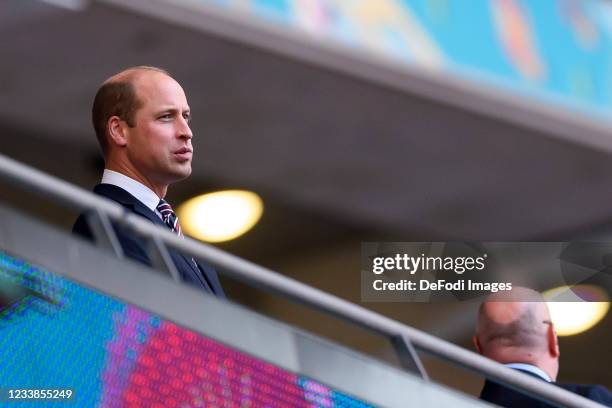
left=156, top=199, right=183, bottom=237
left=156, top=199, right=212, bottom=292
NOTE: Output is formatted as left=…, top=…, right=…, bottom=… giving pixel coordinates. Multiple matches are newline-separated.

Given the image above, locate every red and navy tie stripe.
left=157, top=199, right=183, bottom=237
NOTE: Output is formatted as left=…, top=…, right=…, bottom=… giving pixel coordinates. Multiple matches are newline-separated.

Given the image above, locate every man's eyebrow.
left=154, top=107, right=190, bottom=115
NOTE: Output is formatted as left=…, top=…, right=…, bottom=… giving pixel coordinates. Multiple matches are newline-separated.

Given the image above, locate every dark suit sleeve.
left=588, top=385, right=612, bottom=407
left=483, top=379, right=612, bottom=408
left=592, top=385, right=612, bottom=407
left=560, top=384, right=612, bottom=407
left=480, top=379, right=557, bottom=408
left=73, top=204, right=224, bottom=297
left=196, top=261, right=225, bottom=298
left=72, top=213, right=94, bottom=241
left=72, top=213, right=152, bottom=267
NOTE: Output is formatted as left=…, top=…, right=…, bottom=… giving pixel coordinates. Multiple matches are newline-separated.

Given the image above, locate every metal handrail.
left=0, top=152, right=604, bottom=408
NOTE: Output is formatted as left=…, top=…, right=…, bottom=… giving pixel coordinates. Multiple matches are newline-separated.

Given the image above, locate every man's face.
left=125, top=72, right=193, bottom=187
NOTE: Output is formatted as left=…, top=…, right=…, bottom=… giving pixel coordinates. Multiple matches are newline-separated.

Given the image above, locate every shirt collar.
left=505, top=363, right=552, bottom=382
left=101, top=169, right=160, bottom=213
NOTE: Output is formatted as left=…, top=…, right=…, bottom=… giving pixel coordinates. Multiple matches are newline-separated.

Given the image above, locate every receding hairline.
left=92, top=66, right=173, bottom=157
left=105, top=65, right=169, bottom=82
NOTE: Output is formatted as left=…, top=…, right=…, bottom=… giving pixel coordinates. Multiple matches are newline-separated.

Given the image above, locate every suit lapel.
left=94, top=184, right=165, bottom=226
left=94, top=184, right=213, bottom=293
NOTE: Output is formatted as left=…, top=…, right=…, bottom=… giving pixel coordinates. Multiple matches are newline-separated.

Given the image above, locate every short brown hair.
left=92, top=66, right=170, bottom=155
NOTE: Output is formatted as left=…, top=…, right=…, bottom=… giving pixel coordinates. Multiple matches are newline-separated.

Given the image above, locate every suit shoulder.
left=560, top=383, right=612, bottom=406
left=72, top=213, right=93, bottom=240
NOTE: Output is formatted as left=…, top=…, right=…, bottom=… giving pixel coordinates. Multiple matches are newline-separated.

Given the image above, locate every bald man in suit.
left=473, top=287, right=611, bottom=407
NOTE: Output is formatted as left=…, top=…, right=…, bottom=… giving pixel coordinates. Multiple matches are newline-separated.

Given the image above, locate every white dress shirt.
left=101, top=169, right=163, bottom=219
left=505, top=363, right=552, bottom=382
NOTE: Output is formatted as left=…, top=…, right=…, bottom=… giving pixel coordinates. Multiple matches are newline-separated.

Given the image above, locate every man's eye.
left=183, top=113, right=191, bottom=122
left=159, top=114, right=173, bottom=120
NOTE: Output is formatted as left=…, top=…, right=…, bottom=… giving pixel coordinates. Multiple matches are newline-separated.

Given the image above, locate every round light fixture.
left=543, top=285, right=609, bottom=336
left=177, top=190, right=263, bottom=243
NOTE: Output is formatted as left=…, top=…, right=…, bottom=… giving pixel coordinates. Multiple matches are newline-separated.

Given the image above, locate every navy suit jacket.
left=480, top=369, right=612, bottom=407
left=72, top=184, right=224, bottom=297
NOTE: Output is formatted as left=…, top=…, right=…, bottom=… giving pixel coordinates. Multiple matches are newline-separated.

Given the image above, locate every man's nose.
left=177, top=117, right=193, bottom=139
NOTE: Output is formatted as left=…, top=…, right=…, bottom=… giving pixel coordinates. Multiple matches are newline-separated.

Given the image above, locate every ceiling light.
left=177, top=190, right=263, bottom=243
left=543, top=285, right=609, bottom=336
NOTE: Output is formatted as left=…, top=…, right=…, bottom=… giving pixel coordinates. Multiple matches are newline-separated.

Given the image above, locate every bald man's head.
left=92, top=66, right=170, bottom=156
left=473, top=287, right=560, bottom=380
left=476, top=288, right=551, bottom=352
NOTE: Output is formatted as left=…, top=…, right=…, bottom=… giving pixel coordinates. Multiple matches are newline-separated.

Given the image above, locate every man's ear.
left=107, top=116, right=128, bottom=147
left=547, top=322, right=560, bottom=358
left=473, top=335, right=482, bottom=354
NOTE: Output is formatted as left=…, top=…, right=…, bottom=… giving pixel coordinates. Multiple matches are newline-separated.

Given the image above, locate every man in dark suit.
left=73, top=66, right=224, bottom=297
left=473, top=287, right=611, bottom=407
